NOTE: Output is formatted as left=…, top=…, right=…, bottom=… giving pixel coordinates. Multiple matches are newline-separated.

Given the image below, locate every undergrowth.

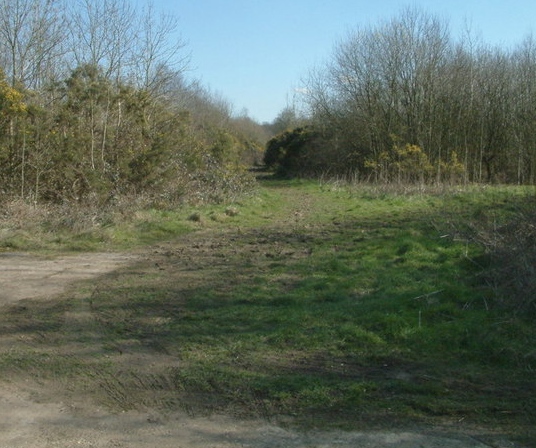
left=462, top=196, right=536, bottom=316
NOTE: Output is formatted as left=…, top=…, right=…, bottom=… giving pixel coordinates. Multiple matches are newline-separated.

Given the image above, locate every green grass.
left=0, top=179, right=534, bottom=443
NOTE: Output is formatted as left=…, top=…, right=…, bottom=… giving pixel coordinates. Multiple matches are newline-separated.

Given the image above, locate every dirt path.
left=0, top=249, right=523, bottom=447
left=0, top=388, right=500, bottom=447
left=0, top=252, right=137, bottom=304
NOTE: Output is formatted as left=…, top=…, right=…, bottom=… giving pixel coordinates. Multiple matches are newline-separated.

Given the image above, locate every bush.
left=263, top=127, right=321, bottom=176
left=490, top=213, right=536, bottom=315
left=473, top=197, right=536, bottom=315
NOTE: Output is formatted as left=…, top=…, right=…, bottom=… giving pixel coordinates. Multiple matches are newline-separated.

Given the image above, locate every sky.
left=151, top=0, right=536, bottom=124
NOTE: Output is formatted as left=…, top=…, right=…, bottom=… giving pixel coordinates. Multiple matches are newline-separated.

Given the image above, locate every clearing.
left=0, top=250, right=516, bottom=448
left=0, top=181, right=530, bottom=447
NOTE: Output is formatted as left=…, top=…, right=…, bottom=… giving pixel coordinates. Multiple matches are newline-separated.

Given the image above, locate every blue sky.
left=152, top=0, right=536, bottom=123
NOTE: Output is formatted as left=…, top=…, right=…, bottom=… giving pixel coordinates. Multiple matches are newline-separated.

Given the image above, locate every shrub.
left=263, top=127, right=321, bottom=176
left=490, top=212, right=536, bottom=315
left=472, top=197, right=536, bottom=315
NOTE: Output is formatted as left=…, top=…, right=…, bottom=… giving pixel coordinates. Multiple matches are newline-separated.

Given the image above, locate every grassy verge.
left=0, top=179, right=534, bottom=444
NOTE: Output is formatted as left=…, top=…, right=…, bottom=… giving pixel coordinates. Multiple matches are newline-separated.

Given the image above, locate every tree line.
left=266, top=8, right=536, bottom=184
left=0, top=0, right=267, bottom=205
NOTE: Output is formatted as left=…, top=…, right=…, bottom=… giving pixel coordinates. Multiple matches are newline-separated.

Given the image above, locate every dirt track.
left=0, top=251, right=521, bottom=447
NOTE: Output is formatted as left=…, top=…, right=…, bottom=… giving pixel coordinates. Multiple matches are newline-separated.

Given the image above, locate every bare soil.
left=0, top=249, right=523, bottom=447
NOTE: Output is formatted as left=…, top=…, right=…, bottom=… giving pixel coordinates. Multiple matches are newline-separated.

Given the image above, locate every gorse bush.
left=0, top=1, right=266, bottom=208
left=0, top=66, right=259, bottom=206
left=364, top=140, right=466, bottom=185
left=264, top=126, right=329, bottom=177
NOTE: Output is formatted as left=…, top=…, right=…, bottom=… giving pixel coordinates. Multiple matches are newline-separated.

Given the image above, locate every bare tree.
left=305, top=7, right=451, bottom=178
left=67, top=0, right=136, bottom=82
left=131, top=2, right=189, bottom=95
left=0, top=0, right=65, bottom=88
left=301, top=7, right=536, bottom=183
left=511, top=35, right=536, bottom=183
